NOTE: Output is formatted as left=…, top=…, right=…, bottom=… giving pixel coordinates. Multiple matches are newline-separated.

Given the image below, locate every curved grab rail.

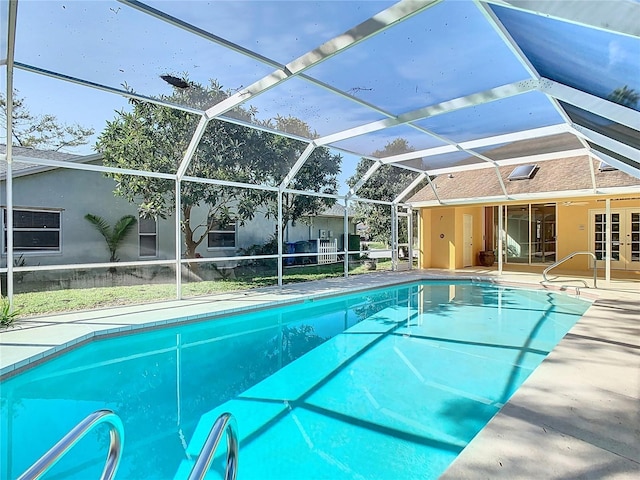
left=188, top=412, right=238, bottom=480
left=542, top=251, right=598, bottom=289
left=17, top=409, right=124, bottom=480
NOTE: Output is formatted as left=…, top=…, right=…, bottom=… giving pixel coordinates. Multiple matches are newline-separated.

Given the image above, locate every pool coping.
left=1, top=270, right=638, bottom=479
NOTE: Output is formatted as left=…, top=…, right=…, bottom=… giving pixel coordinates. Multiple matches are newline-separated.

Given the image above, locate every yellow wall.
left=419, top=206, right=482, bottom=270
left=417, top=193, right=640, bottom=273
left=419, top=207, right=456, bottom=269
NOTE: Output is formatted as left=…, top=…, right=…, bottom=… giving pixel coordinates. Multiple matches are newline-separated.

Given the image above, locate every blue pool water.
left=0, top=281, right=590, bottom=480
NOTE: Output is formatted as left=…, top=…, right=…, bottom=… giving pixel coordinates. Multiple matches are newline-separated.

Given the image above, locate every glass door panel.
left=593, top=213, right=621, bottom=262
left=505, top=205, right=529, bottom=263
left=626, top=212, right=640, bottom=268
left=531, top=204, right=556, bottom=263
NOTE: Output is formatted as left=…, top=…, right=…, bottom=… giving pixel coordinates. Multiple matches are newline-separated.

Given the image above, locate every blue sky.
left=3, top=0, right=639, bottom=193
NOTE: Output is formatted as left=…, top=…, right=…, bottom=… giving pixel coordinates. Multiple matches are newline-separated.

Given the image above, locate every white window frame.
left=2, top=207, right=62, bottom=255
left=207, top=220, right=237, bottom=249
left=138, top=216, right=158, bottom=258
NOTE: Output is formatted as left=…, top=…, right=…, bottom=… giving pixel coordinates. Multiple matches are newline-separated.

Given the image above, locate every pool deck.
left=1, top=269, right=638, bottom=478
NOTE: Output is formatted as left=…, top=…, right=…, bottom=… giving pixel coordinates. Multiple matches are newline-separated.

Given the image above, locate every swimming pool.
left=0, top=281, right=590, bottom=479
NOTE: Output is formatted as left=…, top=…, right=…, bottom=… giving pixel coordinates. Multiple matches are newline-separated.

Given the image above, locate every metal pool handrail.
left=188, top=412, right=239, bottom=480
left=17, top=409, right=124, bottom=480
left=542, top=251, right=598, bottom=289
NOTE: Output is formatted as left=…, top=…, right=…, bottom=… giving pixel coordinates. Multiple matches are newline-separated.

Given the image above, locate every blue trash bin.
left=284, top=242, right=296, bottom=266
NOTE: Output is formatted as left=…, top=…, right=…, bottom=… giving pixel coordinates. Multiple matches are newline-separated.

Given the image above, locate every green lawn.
left=9, top=260, right=391, bottom=318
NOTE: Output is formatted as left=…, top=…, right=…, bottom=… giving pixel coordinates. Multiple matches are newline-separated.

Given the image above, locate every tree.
left=260, top=115, right=341, bottom=239
left=0, top=90, right=94, bottom=151
left=96, top=80, right=341, bottom=258
left=607, top=85, right=639, bottom=109
left=347, top=138, right=425, bottom=244
left=84, top=213, right=137, bottom=263
left=97, top=80, right=263, bottom=259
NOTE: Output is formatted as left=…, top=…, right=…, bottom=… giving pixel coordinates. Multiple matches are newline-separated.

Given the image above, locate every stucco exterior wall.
left=419, top=207, right=456, bottom=269
left=416, top=193, right=640, bottom=274
left=1, top=165, right=354, bottom=267
left=1, top=166, right=150, bottom=267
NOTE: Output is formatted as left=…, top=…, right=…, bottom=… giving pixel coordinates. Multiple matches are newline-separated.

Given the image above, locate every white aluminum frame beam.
left=199, top=0, right=441, bottom=120
left=425, top=147, right=589, bottom=177
left=540, top=78, right=640, bottom=130
left=484, top=0, right=640, bottom=39
left=346, top=161, right=382, bottom=198
left=4, top=0, right=18, bottom=302
left=14, top=62, right=204, bottom=116
left=119, top=0, right=284, bottom=70
left=5, top=156, right=177, bottom=180
left=316, top=79, right=538, bottom=147
left=349, top=197, right=393, bottom=206
left=280, top=143, right=316, bottom=190
left=590, top=150, right=640, bottom=180
left=394, top=172, right=427, bottom=204
left=572, top=126, right=640, bottom=171
left=120, top=0, right=418, bottom=126
left=176, top=116, right=209, bottom=180
left=408, top=185, right=640, bottom=208
left=474, top=1, right=540, bottom=79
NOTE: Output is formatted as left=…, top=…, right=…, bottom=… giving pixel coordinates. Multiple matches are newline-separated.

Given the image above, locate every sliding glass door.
left=496, top=204, right=556, bottom=264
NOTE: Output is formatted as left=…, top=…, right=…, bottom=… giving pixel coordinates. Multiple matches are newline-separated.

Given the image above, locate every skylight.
left=599, top=161, right=618, bottom=172
left=508, top=164, right=538, bottom=181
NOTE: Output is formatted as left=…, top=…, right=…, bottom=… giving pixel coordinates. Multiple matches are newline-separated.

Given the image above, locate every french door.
left=592, top=209, right=640, bottom=270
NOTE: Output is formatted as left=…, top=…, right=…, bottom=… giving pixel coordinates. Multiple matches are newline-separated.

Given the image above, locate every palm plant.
left=1, top=297, right=20, bottom=329
left=85, top=213, right=137, bottom=263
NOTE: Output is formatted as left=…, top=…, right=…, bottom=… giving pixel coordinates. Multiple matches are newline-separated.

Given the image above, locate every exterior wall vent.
left=508, top=164, right=537, bottom=181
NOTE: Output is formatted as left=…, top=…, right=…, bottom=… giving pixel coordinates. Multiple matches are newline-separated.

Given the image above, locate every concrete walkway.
left=440, top=272, right=640, bottom=479
left=1, top=269, right=638, bottom=478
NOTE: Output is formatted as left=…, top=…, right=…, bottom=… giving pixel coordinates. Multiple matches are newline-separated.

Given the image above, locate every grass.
left=364, top=241, right=388, bottom=250
left=11, top=260, right=391, bottom=318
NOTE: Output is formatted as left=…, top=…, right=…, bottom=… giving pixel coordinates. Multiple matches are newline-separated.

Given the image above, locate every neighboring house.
left=407, top=147, right=640, bottom=276
left=289, top=203, right=355, bottom=251
left=0, top=145, right=356, bottom=269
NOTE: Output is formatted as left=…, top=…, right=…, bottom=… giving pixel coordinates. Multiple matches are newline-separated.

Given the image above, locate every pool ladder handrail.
left=542, top=251, right=598, bottom=289
left=188, top=412, right=239, bottom=480
left=17, top=409, right=124, bottom=480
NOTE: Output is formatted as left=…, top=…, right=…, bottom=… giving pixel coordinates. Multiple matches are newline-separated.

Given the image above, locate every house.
left=407, top=144, right=640, bottom=276
left=0, top=145, right=356, bottom=271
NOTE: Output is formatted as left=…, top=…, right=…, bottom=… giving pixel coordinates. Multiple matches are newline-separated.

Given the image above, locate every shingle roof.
left=318, top=203, right=356, bottom=217
left=409, top=156, right=640, bottom=204
left=0, top=145, right=89, bottom=178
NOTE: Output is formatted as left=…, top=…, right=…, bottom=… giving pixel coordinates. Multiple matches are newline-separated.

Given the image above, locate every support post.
left=277, top=190, right=283, bottom=287
left=605, top=198, right=611, bottom=283
left=5, top=0, right=18, bottom=304
left=408, top=207, right=413, bottom=270
left=175, top=179, right=182, bottom=299
left=343, top=198, right=349, bottom=278
left=498, top=205, right=504, bottom=275
left=391, top=204, right=398, bottom=271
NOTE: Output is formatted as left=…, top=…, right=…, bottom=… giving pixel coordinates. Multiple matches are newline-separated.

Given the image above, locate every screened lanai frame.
left=1, top=0, right=639, bottom=303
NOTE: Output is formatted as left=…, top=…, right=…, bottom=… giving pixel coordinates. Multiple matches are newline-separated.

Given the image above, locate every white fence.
left=317, top=239, right=338, bottom=264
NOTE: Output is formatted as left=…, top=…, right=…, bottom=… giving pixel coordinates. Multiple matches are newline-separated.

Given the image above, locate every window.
left=3, top=208, right=61, bottom=253
left=139, top=216, right=158, bottom=257
left=208, top=220, right=236, bottom=248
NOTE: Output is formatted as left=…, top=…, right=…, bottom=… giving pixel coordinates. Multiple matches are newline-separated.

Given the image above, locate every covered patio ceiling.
left=2, top=0, right=639, bottom=205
